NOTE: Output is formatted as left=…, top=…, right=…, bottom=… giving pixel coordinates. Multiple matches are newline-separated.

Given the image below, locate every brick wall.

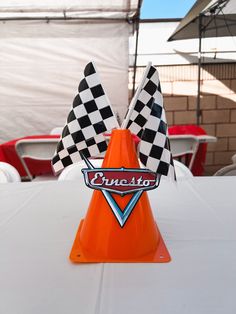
left=129, top=63, right=236, bottom=175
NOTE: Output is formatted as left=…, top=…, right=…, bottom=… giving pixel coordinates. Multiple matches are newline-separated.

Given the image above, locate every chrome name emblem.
left=81, top=156, right=160, bottom=227
left=83, top=168, right=158, bottom=195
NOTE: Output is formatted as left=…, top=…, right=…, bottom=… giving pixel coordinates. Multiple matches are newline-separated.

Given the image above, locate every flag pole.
left=121, top=62, right=152, bottom=129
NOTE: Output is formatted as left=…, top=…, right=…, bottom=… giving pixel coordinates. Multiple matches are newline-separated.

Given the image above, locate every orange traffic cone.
left=70, top=129, right=171, bottom=263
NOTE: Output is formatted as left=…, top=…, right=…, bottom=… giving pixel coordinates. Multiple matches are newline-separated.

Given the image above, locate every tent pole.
left=132, top=21, right=139, bottom=97
left=196, top=14, right=202, bottom=125
left=132, top=18, right=140, bottom=97
left=132, top=0, right=142, bottom=97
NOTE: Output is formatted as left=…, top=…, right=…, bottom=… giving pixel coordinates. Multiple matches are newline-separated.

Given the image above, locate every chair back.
left=59, top=159, right=193, bottom=181
left=0, top=162, right=21, bottom=182
left=214, top=164, right=236, bottom=176
left=0, top=169, right=8, bottom=183
left=169, top=135, right=199, bottom=170
left=231, top=154, right=236, bottom=164
left=15, top=139, right=59, bottom=180
left=58, top=159, right=103, bottom=181
left=173, top=160, right=193, bottom=178
left=50, top=127, right=63, bottom=135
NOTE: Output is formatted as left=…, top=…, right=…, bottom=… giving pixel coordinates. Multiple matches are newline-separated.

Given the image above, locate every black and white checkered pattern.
left=127, top=65, right=176, bottom=179
left=126, top=66, right=161, bottom=138
left=52, top=62, right=119, bottom=173
left=139, top=101, right=176, bottom=180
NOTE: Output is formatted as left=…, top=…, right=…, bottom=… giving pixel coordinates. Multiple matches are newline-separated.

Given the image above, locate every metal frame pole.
left=196, top=14, right=202, bottom=125
left=131, top=0, right=142, bottom=97
left=132, top=19, right=140, bottom=97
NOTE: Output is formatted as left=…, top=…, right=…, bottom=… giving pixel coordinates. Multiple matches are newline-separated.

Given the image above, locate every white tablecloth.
left=0, top=177, right=236, bottom=314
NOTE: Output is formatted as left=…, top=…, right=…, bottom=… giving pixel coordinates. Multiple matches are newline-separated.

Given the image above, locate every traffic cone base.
left=70, top=219, right=171, bottom=263
left=69, top=129, right=171, bottom=263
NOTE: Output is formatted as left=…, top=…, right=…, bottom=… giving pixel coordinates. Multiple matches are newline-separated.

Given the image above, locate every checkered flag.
left=123, top=64, right=161, bottom=137
left=52, top=62, right=119, bottom=174
left=124, top=64, right=176, bottom=179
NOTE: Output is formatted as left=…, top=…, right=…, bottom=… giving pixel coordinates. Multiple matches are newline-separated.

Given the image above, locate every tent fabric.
left=0, top=1, right=139, bottom=142
left=168, top=0, right=236, bottom=41
left=0, top=20, right=130, bottom=142
left=0, top=0, right=140, bottom=19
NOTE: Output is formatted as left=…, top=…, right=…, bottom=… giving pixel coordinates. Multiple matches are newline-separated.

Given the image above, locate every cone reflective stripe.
left=70, top=129, right=171, bottom=263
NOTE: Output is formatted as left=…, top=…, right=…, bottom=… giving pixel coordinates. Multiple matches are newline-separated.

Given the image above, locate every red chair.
left=168, top=125, right=208, bottom=176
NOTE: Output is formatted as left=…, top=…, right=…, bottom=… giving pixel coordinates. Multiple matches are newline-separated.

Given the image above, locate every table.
left=0, top=135, right=60, bottom=177
left=0, top=177, right=236, bottom=314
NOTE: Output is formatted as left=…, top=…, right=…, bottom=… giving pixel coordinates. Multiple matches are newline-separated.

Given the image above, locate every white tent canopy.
left=0, top=1, right=139, bottom=142
left=0, top=0, right=139, bottom=19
